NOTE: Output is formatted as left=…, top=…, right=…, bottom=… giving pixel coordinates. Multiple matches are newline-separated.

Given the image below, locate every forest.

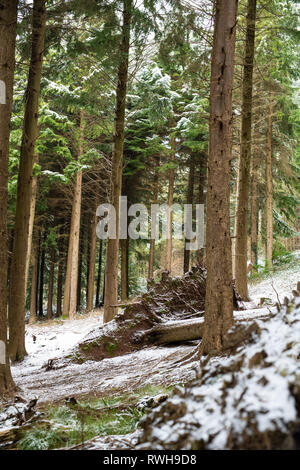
left=0, top=0, right=300, bottom=453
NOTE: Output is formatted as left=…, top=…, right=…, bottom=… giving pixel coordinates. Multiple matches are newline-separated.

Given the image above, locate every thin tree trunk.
left=8, top=0, right=46, bottom=362
left=0, top=0, right=18, bottom=394
left=39, top=231, right=46, bottom=317
left=25, top=154, right=39, bottom=294
left=120, top=237, right=129, bottom=301
left=29, top=231, right=39, bottom=324
left=266, top=91, right=274, bottom=267
left=47, top=246, right=55, bottom=320
left=196, top=154, right=207, bottom=265
left=200, top=0, right=238, bottom=355
left=250, top=140, right=259, bottom=265
left=95, top=240, right=103, bottom=308
left=76, top=220, right=84, bottom=312
left=165, top=135, right=175, bottom=272
left=184, top=156, right=195, bottom=273
left=56, top=233, right=64, bottom=317
left=148, top=155, right=160, bottom=280
left=85, top=217, right=90, bottom=305
left=87, top=207, right=98, bottom=311
left=233, top=0, right=256, bottom=300
left=104, top=0, right=132, bottom=323
left=63, top=112, right=84, bottom=318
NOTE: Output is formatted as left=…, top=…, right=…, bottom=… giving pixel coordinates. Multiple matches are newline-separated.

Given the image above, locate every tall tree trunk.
left=0, top=0, right=18, bottom=394
left=29, top=231, right=39, bottom=324
left=266, top=91, right=274, bottom=267
left=200, top=0, right=238, bottom=355
left=24, top=154, right=39, bottom=294
left=87, top=206, right=98, bottom=311
left=196, top=154, right=207, bottom=265
left=148, top=155, right=160, bottom=280
left=165, top=135, right=175, bottom=272
left=76, top=220, right=84, bottom=312
left=95, top=240, right=103, bottom=308
left=120, top=238, right=129, bottom=301
left=56, top=232, right=64, bottom=317
left=104, top=0, right=132, bottom=323
left=233, top=0, right=256, bottom=300
left=8, top=0, right=46, bottom=362
left=63, top=112, right=84, bottom=318
left=39, top=231, right=46, bottom=317
left=85, top=217, right=90, bottom=305
left=184, top=155, right=195, bottom=273
left=250, top=138, right=259, bottom=265
left=47, top=246, right=55, bottom=320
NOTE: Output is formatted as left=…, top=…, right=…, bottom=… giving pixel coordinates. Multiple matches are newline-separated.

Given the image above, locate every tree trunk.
left=76, top=220, right=84, bottom=312
left=62, top=112, right=84, bottom=318
left=120, top=238, right=129, bottom=302
left=85, top=216, right=91, bottom=305
left=148, top=155, right=160, bottom=280
left=266, top=91, right=274, bottom=267
left=0, top=0, right=18, bottom=395
left=8, top=0, right=46, bottom=362
left=104, top=0, right=132, bottom=323
left=196, top=154, right=207, bottom=265
left=233, top=0, right=256, bottom=300
left=165, top=135, right=175, bottom=273
left=250, top=139, right=259, bottom=265
left=39, top=231, right=46, bottom=317
left=24, top=154, right=39, bottom=295
left=47, top=246, right=55, bottom=320
left=184, top=155, right=195, bottom=273
left=87, top=207, right=98, bottom=311
left=200, top=0, right=238, bottom=355
left=29, top=231, right=39, bottom=324
left=56, top=229, right=64, bottom=317
left=95, top=240, right=103, bottom=308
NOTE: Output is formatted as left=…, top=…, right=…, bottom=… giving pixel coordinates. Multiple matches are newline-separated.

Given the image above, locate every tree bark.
left=165, top=135, right=175, bottom=273
left=184, top=155, right=195, bottom=273
left=104, top=0, right=132, bottom=323
left=120, top=238, right=129, bottom=301
left=29, top=231, right=39, bottom=324
left=24, top=154, right=39, bottom=295
left=39, top=231, right=46, bottom=317
left=233, top=0, right=257, bottom=300
left=56, top=228, right=64, bottom=317
left=0, top=0, right=18, bottom=395
left=196, top=153, right=207, bottom=265
left=266, top=91, right=274, bottom=267
left=95, top=240, right=103, bottom=308
left=200, top=0, right=238, bottom=355
left=87, top=206, right=98, bottom=311
left=8, top=0, right=46, bottom=362
left=62, top=111, right=84, bottom=318
left=250, top=138, right=259, bottom=265
left=47, top=246, right=55, bottom=320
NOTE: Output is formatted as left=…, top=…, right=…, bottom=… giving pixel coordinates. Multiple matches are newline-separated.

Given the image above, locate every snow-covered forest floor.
left=12, top=253, right=300, bottom=405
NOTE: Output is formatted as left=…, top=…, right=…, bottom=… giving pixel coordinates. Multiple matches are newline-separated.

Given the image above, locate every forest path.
left=11, top=256, right=300, bottom=405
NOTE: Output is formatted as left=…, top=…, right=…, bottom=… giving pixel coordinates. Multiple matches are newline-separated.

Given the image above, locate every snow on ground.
left=248, top=251, right=300, bottom=306
left=11, top=258, right=300, bottom=405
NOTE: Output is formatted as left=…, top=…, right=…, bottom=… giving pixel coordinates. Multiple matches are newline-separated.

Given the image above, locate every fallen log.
left=144, top=318, right=204, bottom=344
left=143, top=310, right=272, bottom=345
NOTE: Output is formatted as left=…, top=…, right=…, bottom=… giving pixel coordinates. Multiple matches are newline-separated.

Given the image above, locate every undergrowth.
left=17, top=384, right=173, bottom=450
